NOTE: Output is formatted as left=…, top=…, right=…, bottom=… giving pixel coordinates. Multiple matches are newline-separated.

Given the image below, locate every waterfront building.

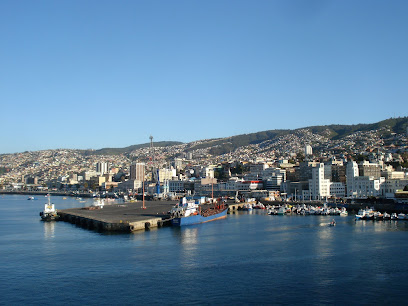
left=330, top=182, right=346, bottom=198
left=352, top=176, right=384, bottom=197
left=346, top=161, right=359, bottom=197
left=381, top=179, right=408, bottom=198
left=309, top=163, right=331, bottom=200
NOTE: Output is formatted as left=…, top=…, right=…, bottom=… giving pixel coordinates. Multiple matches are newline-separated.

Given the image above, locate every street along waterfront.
left=1, top=194, right=408, bottom=304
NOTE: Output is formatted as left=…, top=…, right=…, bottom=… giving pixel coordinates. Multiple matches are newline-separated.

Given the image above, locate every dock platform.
left=58, top=201, right=178, bottom=232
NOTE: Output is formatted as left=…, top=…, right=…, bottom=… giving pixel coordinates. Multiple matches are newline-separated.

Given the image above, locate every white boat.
left=340, top=207, right=348, bottom=217
left=277, top=206, right=286, bottom=215
left=398, top=213, right=406, bottom=220
left=39, top=197, right=58, bottom=221
left=355, top=209, right=366, bottom=220
left=391, top=213, right=398, bottom=220
left=383, top=212, right=391, bottom=220
left=92, top=198, right=105, bottom=209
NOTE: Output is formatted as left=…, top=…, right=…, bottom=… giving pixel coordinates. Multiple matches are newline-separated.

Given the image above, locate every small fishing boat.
left=398, top=213, right=406, bottom=220
left=339, top=207, right=348, bottom=217
left=277, top=206, right=286, bottom=215
left=39, top=196, right=59, bottom=221
left=329, top=219, right=336, bottom=227
left=355, top=209, right=366, bottom=220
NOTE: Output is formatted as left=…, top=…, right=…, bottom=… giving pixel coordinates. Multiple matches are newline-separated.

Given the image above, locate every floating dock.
left=58, top=201, right=177, bottom=232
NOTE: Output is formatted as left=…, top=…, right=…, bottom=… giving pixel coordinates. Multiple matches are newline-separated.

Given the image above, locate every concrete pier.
left=58, top=200, right=177, bottom=232
left=228, top=203, right=245, bottom=212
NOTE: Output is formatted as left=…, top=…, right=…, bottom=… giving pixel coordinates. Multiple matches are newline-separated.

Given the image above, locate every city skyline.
left=1, top=0, right=407, bottom=154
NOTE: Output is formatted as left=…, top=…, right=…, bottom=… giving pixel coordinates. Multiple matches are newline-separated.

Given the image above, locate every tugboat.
left=39, top=196, right=59, bottom=221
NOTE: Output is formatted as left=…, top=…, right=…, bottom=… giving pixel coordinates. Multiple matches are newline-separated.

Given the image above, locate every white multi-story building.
left=353, top=176, right=385, bottom=197
left=346, top=161, right=359, bottom=197
left=158, top=168, right=177, bottom=182
left=82, top=170, right=98, bottom=181
left=200, top=167, right=214, bottom=179
left=309, top=163, right=331, bottom=200
left=96, top=162, right=109, bottom=175
left=330, top=182, right=345, bottom=198
left=381, top=179, right=408, bottom=198
left=305, top=145, right=313, bottom=156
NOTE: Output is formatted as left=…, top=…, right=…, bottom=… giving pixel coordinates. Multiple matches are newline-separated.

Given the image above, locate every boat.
left=27, top=196, right=35, bottom=200
left=92, top=198, right=105, bottom=209
left=242, top=203, right=253, bottom=211
left=39, top=196, right=59, bottom=221
left=277, top=206, right=286, bottom=215
left=329, top=219, right=336, bottom=226
left=171, top=198, right=228, bottom=226
left=391, top=213, right=398, bottom=220
left=339, top=207, right=348, bottom=217
left=398, top=213, right=406, bottom=220
left=355, top=209, right=366, bottom=220
left=383, top=212, right=391, bottom=220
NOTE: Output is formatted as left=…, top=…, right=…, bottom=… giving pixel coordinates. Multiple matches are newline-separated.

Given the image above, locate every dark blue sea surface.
left=1, top=194, right=408, bottom=305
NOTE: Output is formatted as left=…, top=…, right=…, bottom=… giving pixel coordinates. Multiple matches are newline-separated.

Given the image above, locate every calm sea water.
left=1, top=194, right=408, bottom=305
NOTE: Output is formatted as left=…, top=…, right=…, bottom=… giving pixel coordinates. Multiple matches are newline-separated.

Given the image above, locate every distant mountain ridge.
left=83, top=141, right=183, bottom=155
left=80, top=117, right=408, bottom=156
left=189, top=117, right=408, bottom=156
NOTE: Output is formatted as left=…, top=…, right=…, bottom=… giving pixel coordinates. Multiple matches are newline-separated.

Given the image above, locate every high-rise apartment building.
left=96, top=162, right=109, bottom=175
left=305, top=145, right=313, bottom=156
left=130, top=162, right=145, bottom=181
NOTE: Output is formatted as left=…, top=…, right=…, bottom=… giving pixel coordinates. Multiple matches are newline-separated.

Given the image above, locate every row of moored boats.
left=355, top=208, right=408, bottom=220
left=266, top=204, right=348, bottom=217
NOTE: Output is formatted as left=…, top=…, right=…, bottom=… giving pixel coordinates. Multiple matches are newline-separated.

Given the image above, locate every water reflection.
left=173, top=227, right=200, bottom=269
left=43, top=221, right=56, bottom=240
left=353, top=219, right=408, bottom=232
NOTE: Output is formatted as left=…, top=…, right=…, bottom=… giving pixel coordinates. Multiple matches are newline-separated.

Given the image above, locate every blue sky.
left=1, top=0, right=407, bottom=154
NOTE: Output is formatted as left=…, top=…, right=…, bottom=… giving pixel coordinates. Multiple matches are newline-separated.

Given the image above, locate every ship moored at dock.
left=170, top=197, right=228, bottom=226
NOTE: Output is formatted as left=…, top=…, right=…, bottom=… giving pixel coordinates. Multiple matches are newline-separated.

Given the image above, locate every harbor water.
left=1, top=194, right=408, bottom=305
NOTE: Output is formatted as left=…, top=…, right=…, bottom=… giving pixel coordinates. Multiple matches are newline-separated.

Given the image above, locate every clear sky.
left=1, top=0, right=407, bottom=154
